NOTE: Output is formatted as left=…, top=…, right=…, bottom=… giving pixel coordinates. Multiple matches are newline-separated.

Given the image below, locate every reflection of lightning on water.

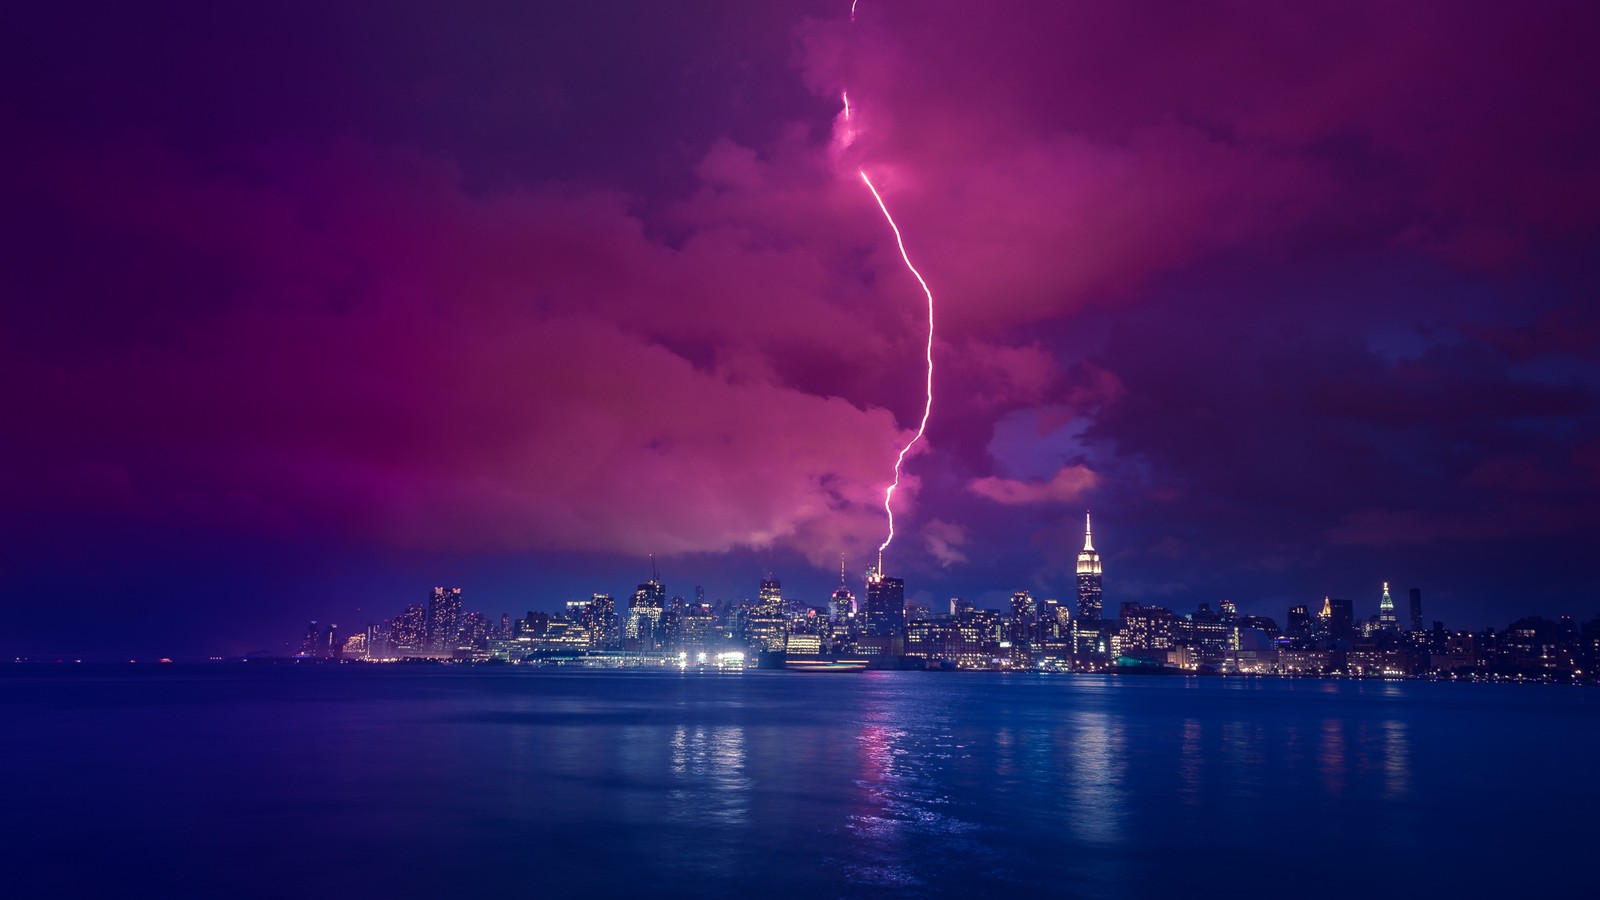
left=858, top=171, right=935, bottom=575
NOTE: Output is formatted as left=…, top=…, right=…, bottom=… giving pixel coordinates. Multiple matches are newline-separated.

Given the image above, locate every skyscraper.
left=426, top=587, right=462, bottom=653
left=1076, top=511, right=1103, bottom=621
left=628, top=566, right=666, bottom=649
left=1408, top=588, right=1424, bottom=632
left=1010, top=590, right=1038, bottom=644
left=393, top=603, right=426, bottom=652
left=1318, top=597, right=1355, bottom=641
left=747, top=574, right=788, bottom=652
left=864, top=572, right=905, bottom=638
left=1378, top=582, right=1397, bottom=631
left=830, top=559, right=856, bottom=624
left=588, top=593, right=618, bottom=649
left=1287, top=604, right=1311, bottom=640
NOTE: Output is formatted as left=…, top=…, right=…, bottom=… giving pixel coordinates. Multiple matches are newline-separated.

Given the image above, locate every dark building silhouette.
left=1317, top=597, right=1355, bottom=641
left=1287, top=604, right=1311, bottom=640
left=864, top=573, right=905, bottom=638
left=1409, top=588, right=1424, bottom=632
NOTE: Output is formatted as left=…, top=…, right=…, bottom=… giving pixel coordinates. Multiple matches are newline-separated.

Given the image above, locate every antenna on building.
left=649, top=552, right=657, bottom=582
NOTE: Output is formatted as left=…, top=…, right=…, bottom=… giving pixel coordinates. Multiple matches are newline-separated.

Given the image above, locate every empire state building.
left=1075, top=510, right=1103, bottom=620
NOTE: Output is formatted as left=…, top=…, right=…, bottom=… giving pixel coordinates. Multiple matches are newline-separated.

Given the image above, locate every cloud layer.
left=5, top=0, right=1600, bottom=652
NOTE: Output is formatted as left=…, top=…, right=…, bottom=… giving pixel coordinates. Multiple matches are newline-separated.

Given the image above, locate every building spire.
left=649, top=552, right=657, bottom=582
left=840, top=554, right=847, bottom=585
left=1083, top=509, right=1094, bottom=552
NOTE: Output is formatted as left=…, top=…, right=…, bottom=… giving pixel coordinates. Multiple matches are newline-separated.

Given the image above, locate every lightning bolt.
left=858, top=171, right=935, bottom=575
left=840, top=2, right=939, bottom=575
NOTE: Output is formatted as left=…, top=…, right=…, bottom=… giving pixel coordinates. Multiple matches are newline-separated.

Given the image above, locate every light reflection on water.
left=668, top=723, right=749, bottom=828
left=1066, top=709, right=1127, bottom=846
left=3, top=668, right=1591, bottom=898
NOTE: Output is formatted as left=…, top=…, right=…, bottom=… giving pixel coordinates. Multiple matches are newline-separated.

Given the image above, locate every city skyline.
left=7, top=1, right=1600, bottom=657
left=282, top=513, right=1593, bottom=681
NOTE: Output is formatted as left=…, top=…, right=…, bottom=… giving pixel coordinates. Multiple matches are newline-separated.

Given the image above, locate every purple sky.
left=5, top=1, right=1600, bottom=657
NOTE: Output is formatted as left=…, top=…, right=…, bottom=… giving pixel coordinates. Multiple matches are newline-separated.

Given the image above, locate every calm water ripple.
left=3, top=666, right=1595, bottom=898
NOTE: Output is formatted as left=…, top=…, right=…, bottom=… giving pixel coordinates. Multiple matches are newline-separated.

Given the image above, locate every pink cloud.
left=968, top=465, right=1099, bottom=506
left=7, top=137, right=950, bottom=567
left=797, top=1, right=1600, bottom=327
left=922, top=518, right=969, bottom=567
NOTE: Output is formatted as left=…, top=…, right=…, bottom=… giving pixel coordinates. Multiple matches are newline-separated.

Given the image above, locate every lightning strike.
left=858, top=170, right=935, bottom=574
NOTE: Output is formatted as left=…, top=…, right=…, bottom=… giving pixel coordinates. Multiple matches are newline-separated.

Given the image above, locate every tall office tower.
left=662, top=595, right=689, bottom=652
left=831, top=564, right=857, bottom=624
left=758, top=575, right=782, bottom=611
left=589, top=593, right=618, bottom=648
left=864, top=572, right=906, bottom=638
left=1010, top=591, right=1038, bottom=644
left=393, top=603, right=426, bottom=651
left=1219, top=598, right=1237, bottom=622
left=1076, top=510, right=1103, bottom=620
left=1040, top=597, right=1063, bottom=640
left=363, top=622, right=390, bottom=660
left=1408, top=588, right=1424, bottom=632
left=1287, top=604, right=1310, bottom=640
left=426, top=587, right=463, bottom=652
left=1051, top=600, right=1072, bottom=638
left=1327, top=598, right=1355, bottom=640
left=628, top=558, right=667, bottom=647
left=299, top=621, right=323, bottom=657
left=459, top=611, right=487, bottom=648
left=1378, top=582, right=1397, bottom=631
left=747, top=574, right=788, bottom=652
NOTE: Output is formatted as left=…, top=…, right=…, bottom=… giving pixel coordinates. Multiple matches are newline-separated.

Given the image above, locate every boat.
left=785, top=658, right=869, bottom=673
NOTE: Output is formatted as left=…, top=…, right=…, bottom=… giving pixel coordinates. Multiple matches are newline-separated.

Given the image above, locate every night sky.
left=5, top=1, right=1600, bottom=658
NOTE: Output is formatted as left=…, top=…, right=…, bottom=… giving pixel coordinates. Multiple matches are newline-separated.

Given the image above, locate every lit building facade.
left=746, top=575, right=788, bottom=652
left=1076, top=511, right=1103, bottom=621
left=426, top=587, right=462, bottom=653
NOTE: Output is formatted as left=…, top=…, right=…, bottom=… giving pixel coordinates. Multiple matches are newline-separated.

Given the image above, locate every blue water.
left=3, top=667, right=1595, bottom=897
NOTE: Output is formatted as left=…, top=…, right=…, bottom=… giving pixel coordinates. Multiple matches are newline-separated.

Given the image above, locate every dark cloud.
left=4, top=1, right=1600, bottom=655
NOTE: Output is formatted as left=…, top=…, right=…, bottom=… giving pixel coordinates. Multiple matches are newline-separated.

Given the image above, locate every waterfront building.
left=746, top=574, right=788, bottom=652
left=426, top=587, right=463, bottom=653
left=393, top=604, right=426, bottom=652
left=1120, top=603, right=1178, bottom=654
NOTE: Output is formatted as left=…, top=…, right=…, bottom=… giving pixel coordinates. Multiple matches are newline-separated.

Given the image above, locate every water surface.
left=3, top=667, right=1593, bottom=897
